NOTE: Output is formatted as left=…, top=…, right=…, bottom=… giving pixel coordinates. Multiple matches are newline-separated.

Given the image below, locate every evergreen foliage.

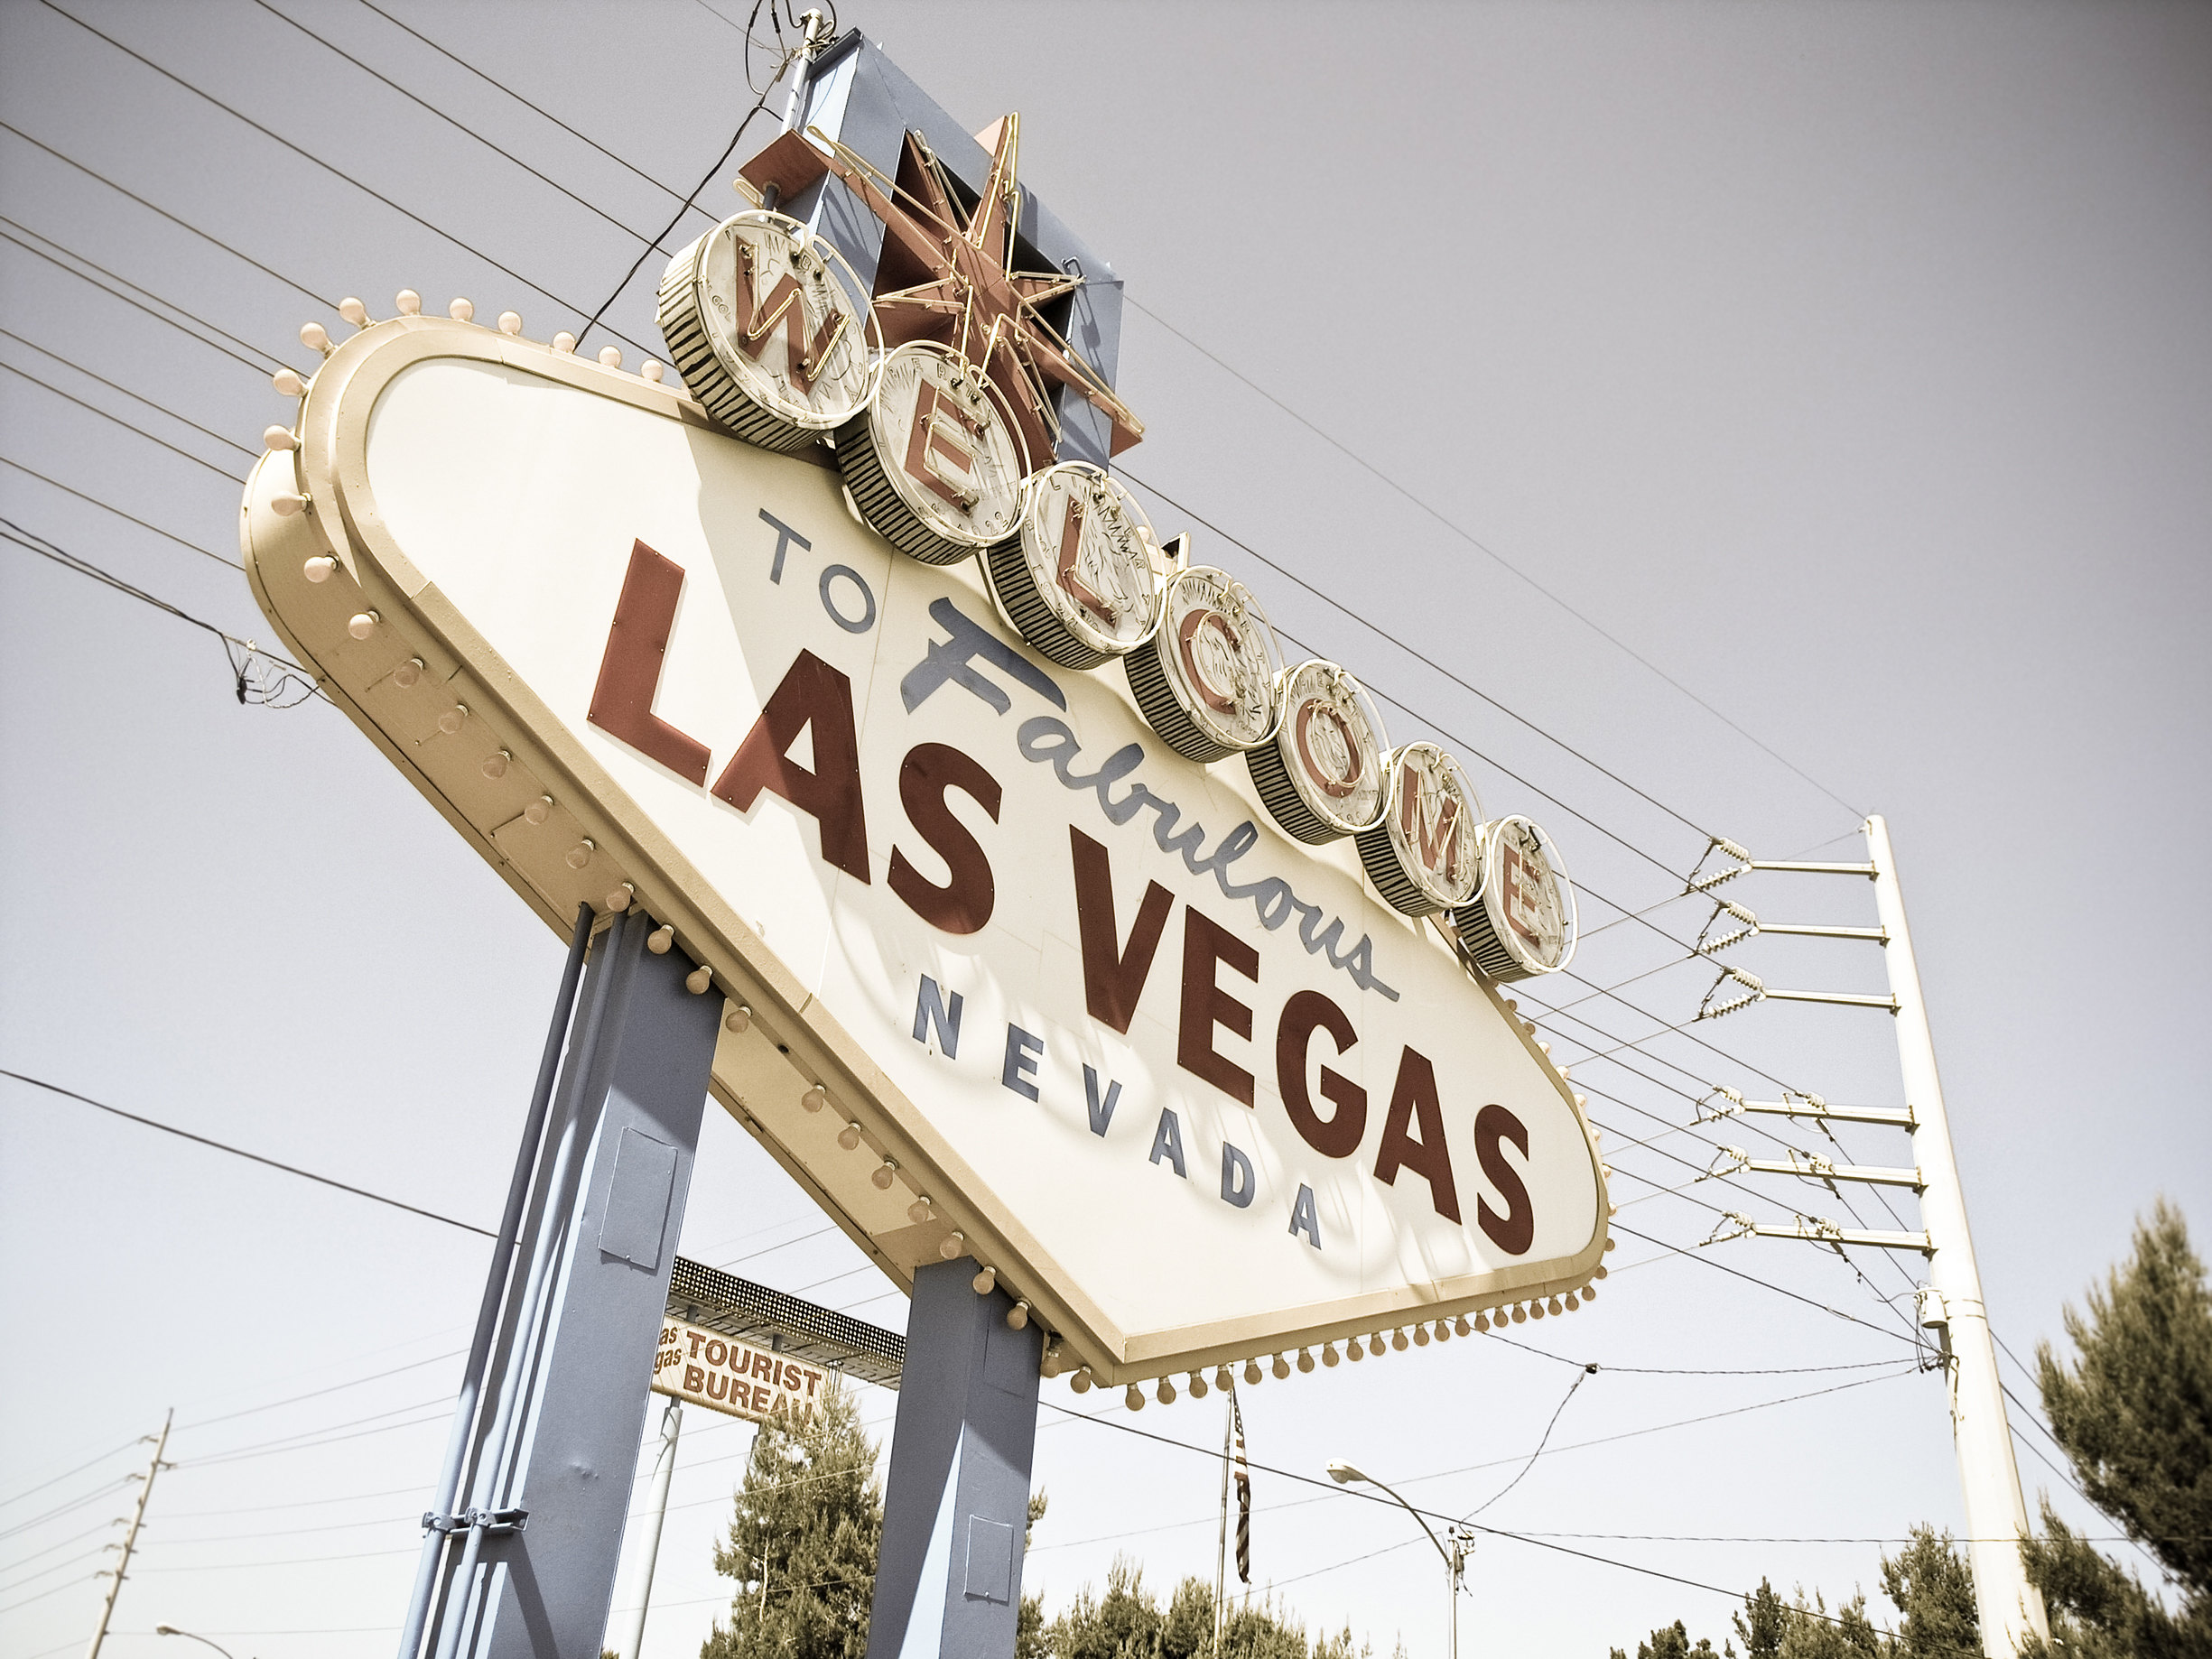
left=2021, top=1198, right=2212, bottom=1657
left=702, top=1378, right=882, bottom=1659
left=1880, top=1528, right=1979, bottom=1657
left=1036, top=1557, right=1367, bottom=1658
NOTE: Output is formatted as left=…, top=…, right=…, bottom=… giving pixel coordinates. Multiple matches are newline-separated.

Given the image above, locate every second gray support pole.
left=865, top=1258, right=1043, bottom=1659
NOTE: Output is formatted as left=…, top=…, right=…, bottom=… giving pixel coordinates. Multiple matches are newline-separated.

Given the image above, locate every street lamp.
left=154, top=1628, right=239, bottom=1659
left=1326, top=1460, right=1471, bottom=1659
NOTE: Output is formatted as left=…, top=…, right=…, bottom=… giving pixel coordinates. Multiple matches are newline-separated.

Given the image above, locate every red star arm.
left=1012, top=316, right=1145, bottom=453
left=807, top=128, right=962, bottom=281
left=968, top=113, right=1021, bottom=266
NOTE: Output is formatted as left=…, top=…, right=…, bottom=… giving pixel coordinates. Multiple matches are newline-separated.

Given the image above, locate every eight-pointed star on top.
left=740, top=115, right=1144, bottom=466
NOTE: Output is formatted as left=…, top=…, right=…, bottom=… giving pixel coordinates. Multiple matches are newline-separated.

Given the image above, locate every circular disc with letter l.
left=837, top=343, right=1029, bottom=566
left=1125, top=566, right=1285, bottom=762
left=1356, top=743, right=1486, bottom=916
left=657, top=209, right=877, bottom=453
left=982, top=463, right=1167, bottom=670
left=1245, top=661, right=1389, bottom=843
left=1454, top=815, right=1578, bottom=980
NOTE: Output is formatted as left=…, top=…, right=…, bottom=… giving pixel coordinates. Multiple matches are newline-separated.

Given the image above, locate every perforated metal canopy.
left=666, top=1256, right=905, bottom=1391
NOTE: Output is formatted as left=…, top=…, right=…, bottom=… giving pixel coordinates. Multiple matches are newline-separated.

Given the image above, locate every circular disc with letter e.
left=657, top=210, right=877, bottom=453
left=1357, top=743, right=1485, bottom=916
left=1454, top=815, right=1578, bottom=980
left=1125, top=566, right=1285, bottom=761
left=837, top=343, right=1029, bottom=566
left=1246, top=661, right=1389, bottom=843
left=982, top=463, right=1166, bottom=669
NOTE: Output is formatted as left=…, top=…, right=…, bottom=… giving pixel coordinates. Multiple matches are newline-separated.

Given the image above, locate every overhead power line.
left=0, top=326, right=258, bottom=458
left=0, top=1068, right=491, bottom=1238
left=0, top=360, right=246, bottom=482
left=0, top=452, right=242, bottom=571
left=0, top=218, right=278, bottom=373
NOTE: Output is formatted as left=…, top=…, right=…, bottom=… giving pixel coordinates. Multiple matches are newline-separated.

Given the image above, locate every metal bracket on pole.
left=1705, top=1210, right=1931, bottom=1254
left=1707, top=1145, right=1924, bottom=1191
left=1696, top=1086, right=1917, bottom=1131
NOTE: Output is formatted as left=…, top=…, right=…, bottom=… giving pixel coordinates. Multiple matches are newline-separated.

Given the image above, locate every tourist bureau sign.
left=242, top=319, right=1608, bottom=1391
left=653, top=1321, right=830, bottom=1425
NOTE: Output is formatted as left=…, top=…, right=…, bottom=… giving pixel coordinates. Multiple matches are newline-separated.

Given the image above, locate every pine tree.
left=702, top=1377, right=882, bottom=1659
left=1879, top=1527, right=1977, bottom=1658
left=1735, top=1578, right=1788, bottom=1658
left=2021, top=1198, right=2212, bottom=1657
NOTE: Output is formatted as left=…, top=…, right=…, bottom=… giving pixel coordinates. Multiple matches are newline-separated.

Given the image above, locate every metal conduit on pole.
left=1867, top=817, right=2049, bottom=1654
left=398, top=904, right=593, bottom=1659
left=613, top=1395, right=683, bottom=1659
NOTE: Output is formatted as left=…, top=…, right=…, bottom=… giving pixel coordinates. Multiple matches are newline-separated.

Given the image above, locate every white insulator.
left=641, top=358, right=665, bottom=382
left=395, top=289, right=423, bottom=316
left=497, top=310, right=523, bottom=335
left=566, top=839, right=597, bottom=871
left=449, top=298, right=474, bottom=321
left=272, top=366, right=305, bottom=397
left=338, top=296, right=368, bottom=327
left=1125, top=1386, right=1145, bottom=1412
left=524, top=795, right=553, bottom=826
left=685, top=965, right=712, bottom=996
left=838, top=1121, right=863, bottom=1151
left=598, top=346, right=622, bottom=368
left=870, top=1160, right=897, bottom=1190
left=1006, top=1301, right=1029, bottom=1330
left=801, top=1085, right=827, bottom=1112
left=392, top=658, right=423, bottom=689
left=1156, top=1377, right=1175, bottom=1404
left=346, top=608, right=378, bottom=638
left=271, top=492, right=307, bottom=517
left=646, top=923, right=677, bottom=953
left=1243, top=1360, right=1262, bottom=1386
left=263, top=425, right=299, bottom=452
left=553, top=331, right=577, bottom=354
left=724, top=1004, right=752, bottom=1034
left=302, top=555, right=337, bottom=583
left=300, top=320, right=331, bottom=354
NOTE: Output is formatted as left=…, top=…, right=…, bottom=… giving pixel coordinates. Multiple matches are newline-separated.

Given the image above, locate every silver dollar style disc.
left=1125, top=567, right=1285, bottom=763
left=838, top=343, right=1029, bottom=566
left=983, top=464, right=1166, bottom=670
left=1357, top=744, right=1485, bottom=916
left=1245, top=661, right=1389, bottom=843
left=1454, top=815, right=1578, bottom=980
left=657, top=209, right=875, bottom=453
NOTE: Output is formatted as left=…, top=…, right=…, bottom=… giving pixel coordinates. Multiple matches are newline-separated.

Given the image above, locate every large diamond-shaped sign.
left=244, top=320, right=1607, bottom=1386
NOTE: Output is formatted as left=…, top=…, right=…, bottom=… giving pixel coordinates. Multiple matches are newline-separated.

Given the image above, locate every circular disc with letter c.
left=1246, top=660, right=1389, bottom=843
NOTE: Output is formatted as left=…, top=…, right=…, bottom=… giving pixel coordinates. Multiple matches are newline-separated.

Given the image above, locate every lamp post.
left=154, top=1628, right=239, bottom=1659
left=1326, top=1461, right=1469, bottom=1659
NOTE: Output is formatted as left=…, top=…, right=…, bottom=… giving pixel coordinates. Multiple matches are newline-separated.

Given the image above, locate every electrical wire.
left=1122, top=297, right=1864, bottom=821
left=0, top=453, right=238, bottom=571
left=0, top=1480, right=130, bottom=1546
left=34, top=0, right=656, bottom=361
left=0, top=360, right=246, bottom=482
left=1462, top=1362, right=1594, bottom=1519
left=0, top=219, right=276, bottom=373
left=0, top=328, right=259, bottom=457
left=0, top=1068, right=490, bottom=1238
left=177, top=1349, right=467, bottom=1432
left=0, top=1439, right=140, bottom=1514
left=0, top=119, right=335, bottom=310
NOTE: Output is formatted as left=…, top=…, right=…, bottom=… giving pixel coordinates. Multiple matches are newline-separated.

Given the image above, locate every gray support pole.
left=613, top=1396, right=683, bottom=1659
left=422, top=911, right=720, bottom=1659
left=865, top=1258, right=1043, bottom=1659
left=1867, top=817, right=2049, bottom=1654
left=400, top=905, right=593, bottom=1659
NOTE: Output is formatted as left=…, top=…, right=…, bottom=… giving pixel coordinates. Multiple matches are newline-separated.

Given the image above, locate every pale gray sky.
left=3, top=3, right=2207, bottom=1655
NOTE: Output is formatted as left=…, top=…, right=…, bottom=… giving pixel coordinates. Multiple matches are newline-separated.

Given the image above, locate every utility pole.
left=612, top=1395, right=683, bottom=1659
left=1692, top=818, right=2049, bottom=1655
left=87, top=1409, right=172, bottom=1659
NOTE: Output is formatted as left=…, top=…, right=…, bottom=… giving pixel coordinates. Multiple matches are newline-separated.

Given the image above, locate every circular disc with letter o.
left=1357, top=743, right=1485, bottom=916
left=1246, top=661, right=1389, bottom=843
left=838, top=343, right=1029, bottom=566
left=1454, top=815, right=1578, bottom=980
left=983, top=463, right=1166, bottom=670
left=657, top=209, right=876, bottom=453
left=1125, top=566, right=1285, bottom=762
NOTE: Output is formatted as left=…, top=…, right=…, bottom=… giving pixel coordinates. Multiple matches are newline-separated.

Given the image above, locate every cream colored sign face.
left=241, top=320, right=1605, bottom=1386
left=684, top=211, right=873, bottom=427
left=866, top=344, right=1027, bottom=546
left=652, top=1320, right=830, bottom=1423
left=1375, top=744, right=1483, bottom=913
left=1154, top=568, right=1282, bottom=752
left=999, top=465, right=1164, bottom=659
